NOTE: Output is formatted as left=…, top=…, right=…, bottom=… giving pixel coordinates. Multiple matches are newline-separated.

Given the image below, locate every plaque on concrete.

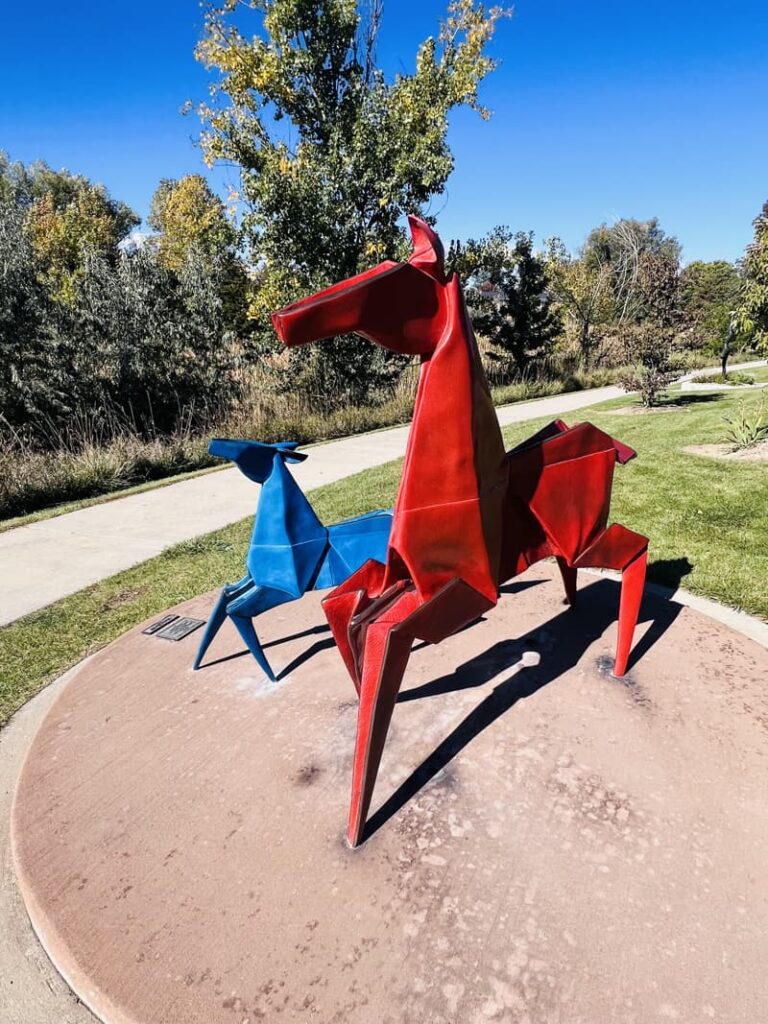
left=142, top=614, right=179, bottom=636
left=155, top=617, right=206, bottom=642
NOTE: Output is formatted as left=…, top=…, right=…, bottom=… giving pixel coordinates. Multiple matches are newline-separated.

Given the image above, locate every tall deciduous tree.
left=196, top=0, right=509, bottom=402
left=148, top=174, right=249, bottom=334
left=0, top=195, right=71, bottom=426
left=583, top=217, right=681, bottom=324
left=545, top=239, right=613, bottom=365
left=617, top=251, right=682, bottom=407
left=71, top=247, right=241, bottom=433
left=22, top=165, right=139, bottom=306
left=148, top=175, right=237, bottom=270
left=545, top=218, right=683, bottom=367
left=737, top=200, right=768, bottom=353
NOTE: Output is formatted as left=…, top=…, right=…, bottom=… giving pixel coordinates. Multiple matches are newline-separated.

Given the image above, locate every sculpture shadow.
left=410, top=579, right=546, bottom=653
left=199, top=621, right=331, bottom=670
left=264, top=622, right=331, bottom=649
left=647, top=557, right=694, bottom=591
left=363, top=577, right=681, bottom=843
left=277, top=636, right=336, bottom=679
left=670, top=392, right=724, bottom=406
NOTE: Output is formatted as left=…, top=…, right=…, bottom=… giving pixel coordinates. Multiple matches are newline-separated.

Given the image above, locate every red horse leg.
left=614, top=549, right=648, bottom=677
left=348, top=614, right=415, bottom=846
left=346, top=579, right=495, bottom=846
left=555, top=556, right=578, bottom=607
left=574, top=523, right=649, bottom=677
left=322, top=559, right=387, bottom=694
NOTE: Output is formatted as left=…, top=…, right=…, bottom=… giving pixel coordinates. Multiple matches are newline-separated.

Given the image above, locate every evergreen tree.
left=450, top=227, right=561, bottom=379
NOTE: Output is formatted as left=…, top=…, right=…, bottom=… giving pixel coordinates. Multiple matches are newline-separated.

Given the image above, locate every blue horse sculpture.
left=193, top=439, right=393, bottom=680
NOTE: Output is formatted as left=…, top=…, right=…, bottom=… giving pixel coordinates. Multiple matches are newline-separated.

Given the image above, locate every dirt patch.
left=606, top=403, right=683, bottom=416
left=100, top=586, right=147, bottom=611
left=684, top=441, right=768, bottom=463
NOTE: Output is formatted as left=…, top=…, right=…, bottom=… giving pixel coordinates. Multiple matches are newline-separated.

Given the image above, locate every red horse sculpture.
left=273, top=217, right=648, bottom=846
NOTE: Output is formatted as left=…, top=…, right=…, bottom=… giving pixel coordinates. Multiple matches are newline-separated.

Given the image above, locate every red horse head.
left=274, top=216, right=507, bottom=608
left=273, top=217, right=451, bottom=356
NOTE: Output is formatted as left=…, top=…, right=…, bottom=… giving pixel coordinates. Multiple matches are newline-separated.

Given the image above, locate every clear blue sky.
left=1, top=1, right=766, bottom=263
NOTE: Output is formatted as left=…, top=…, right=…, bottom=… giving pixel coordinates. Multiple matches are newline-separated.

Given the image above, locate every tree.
left=449, top=227, right=561, bottom=379
left=583, top=217, right=681, bottom=325
left=617, top=252, right=681, bottom=407
left=196, top=0, right=509, bottom=403
left=736, top=200, right=768, bottom=353
left=545, top=218, right=683, bottom=368
left=0, top=195, right=73, bottom=428
left=148, top=175, right=237, bottom=270
left=0, top=155, right=246, bottom=439
left=70, top=246, right=241, bottom=434
left=23, top=167, right=139, bottom=306
left=545, top=239, right=613, bottom=365
left=148, top=174, right=249, bottom=334
left=680, top=260, right=741, bottom=348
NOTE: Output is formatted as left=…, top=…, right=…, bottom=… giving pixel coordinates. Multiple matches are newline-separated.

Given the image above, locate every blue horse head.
left=208, top=439, right=308, bottom=484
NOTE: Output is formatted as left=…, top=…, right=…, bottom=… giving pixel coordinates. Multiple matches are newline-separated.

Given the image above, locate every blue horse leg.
left=230, top=614, right=277, bottom=682
left=193, top=577, right=252, bottom=670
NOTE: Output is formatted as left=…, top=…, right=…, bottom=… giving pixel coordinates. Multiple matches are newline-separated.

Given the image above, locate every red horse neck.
left=384, top=275, right=508, bottom=604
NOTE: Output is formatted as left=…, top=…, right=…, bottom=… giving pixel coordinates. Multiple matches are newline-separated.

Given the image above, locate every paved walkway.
left=0, top=386, right=624, bottom=626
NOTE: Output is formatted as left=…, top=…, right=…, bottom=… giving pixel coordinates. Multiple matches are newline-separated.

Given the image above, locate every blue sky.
left=1, top=0, right=766, bottom=262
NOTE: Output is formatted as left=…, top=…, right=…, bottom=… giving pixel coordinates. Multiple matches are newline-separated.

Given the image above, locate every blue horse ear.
left=207, top=438, right=287, bottom=482
left=275, top=441, right=309, bottom=464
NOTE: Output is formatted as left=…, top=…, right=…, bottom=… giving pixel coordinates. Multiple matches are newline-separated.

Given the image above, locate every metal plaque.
left=142, top=614, right=179, bottom=635
left=155, top=617, right=206, bottom=642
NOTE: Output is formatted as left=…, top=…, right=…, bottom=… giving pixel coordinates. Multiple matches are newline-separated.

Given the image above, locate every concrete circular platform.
left=11, top=563, right=768, bottom=1024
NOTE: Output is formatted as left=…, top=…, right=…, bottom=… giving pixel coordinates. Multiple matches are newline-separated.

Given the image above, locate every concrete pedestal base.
left=11, top=564, right=768, bottom=1023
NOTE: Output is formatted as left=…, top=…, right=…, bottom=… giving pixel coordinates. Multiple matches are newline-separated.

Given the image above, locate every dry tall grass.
left=0, top=364, right=620, bottom=521
left=4, top=349, right=758, bottom=522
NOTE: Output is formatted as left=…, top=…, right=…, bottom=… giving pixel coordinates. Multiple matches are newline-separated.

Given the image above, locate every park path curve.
left=0, top=386, right=623, bottom=626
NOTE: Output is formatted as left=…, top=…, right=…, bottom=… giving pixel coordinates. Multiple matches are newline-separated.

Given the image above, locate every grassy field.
left=1, top=386, right=766, bottom=728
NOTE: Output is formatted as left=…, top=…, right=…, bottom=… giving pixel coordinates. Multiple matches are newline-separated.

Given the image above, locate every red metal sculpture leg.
left=322, top=559, right=387, bottom=694
left=348, top=615, right=414, bottom=845
left=614, top=549, right=648, bottom=677
left=555, top=556, right=578, bottom=607
left=573, top=523, right=649, bottom=675
left=342, top=580, right=495, bottom=846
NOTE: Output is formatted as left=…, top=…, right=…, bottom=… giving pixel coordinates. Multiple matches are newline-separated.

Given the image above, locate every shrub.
left=0, top=408, right=211, bottom=520
left=618, top=324, right=677, bottom=407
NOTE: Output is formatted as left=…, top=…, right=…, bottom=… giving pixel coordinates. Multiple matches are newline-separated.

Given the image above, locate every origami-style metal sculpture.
left=273, top=218, right=649, bottom=846
left=193, top=439, right=393, bottom=680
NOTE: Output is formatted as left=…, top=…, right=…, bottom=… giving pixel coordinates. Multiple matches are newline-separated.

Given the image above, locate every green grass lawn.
left=1, top=388, right=766, bottom=728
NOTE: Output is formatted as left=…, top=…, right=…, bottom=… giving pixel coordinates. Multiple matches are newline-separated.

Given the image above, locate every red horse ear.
left=408, top=215, right=446, bottom=282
